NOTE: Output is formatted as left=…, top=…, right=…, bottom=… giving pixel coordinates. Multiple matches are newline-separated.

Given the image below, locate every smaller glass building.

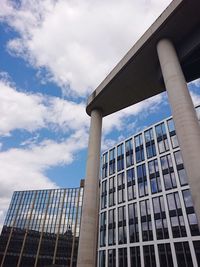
left=0, top=180, right=84, bottom=267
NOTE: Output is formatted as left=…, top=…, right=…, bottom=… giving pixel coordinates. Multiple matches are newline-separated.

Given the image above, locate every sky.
left=0, top=0, right=200, bottom=229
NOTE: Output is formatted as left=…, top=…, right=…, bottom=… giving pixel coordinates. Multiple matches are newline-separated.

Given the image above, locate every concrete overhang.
left=86, top=0, right=200, bottom=117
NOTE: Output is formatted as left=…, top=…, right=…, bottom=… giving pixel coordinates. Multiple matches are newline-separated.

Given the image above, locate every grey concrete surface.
left=77, top=109, right=102, bottom=267
left=157, top=38, right=200, bottom=225
left=86, top=0, right=200, bottom=117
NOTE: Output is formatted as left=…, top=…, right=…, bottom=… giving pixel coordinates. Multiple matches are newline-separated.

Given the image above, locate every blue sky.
left=0, top=0, right=200, bottom=228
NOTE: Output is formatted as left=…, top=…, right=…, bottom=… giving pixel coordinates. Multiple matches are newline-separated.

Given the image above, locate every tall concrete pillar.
left=77, top=109, right=102, bottom=267
left=157, top=39, right=200, bottom=225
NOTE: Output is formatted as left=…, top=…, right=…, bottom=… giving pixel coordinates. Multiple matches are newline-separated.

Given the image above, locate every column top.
left=86, top=0, right=200, bottom=117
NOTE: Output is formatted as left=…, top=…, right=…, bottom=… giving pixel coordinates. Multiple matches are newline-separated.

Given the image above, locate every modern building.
left=77, top=0, right=200, bottom=266
left=98, top=107, right=200, bottom=267
left=0, top=181, right=84, bottom=267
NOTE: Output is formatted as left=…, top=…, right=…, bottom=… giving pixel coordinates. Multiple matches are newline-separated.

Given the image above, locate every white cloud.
left=0, top=76, right=89, bottom=136
left=0, top=75, right=167, bottom=137
left=0, top=0, right=172, bottom=96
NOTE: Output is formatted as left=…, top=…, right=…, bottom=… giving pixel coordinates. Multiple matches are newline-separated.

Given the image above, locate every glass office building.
left=0, top=181, right=84, bottom=267
left=99, top=106, right=200, bottom=267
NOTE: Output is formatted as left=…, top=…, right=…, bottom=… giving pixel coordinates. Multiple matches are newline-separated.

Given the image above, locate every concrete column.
left=157, top=38, right=200, bottom=225
left=77, top=109, right=102, bottom=267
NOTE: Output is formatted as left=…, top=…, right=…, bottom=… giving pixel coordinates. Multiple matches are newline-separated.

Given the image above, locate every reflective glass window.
left=175, top=242, right=193, bottom=267
left=193, top=241, right=200, bottom=266
left=118, top=248, right=127, bottom=267
left=161, top=154, right=177, bottom=190
left=117, top=172, right=125, bottom=204
left=108, top=249, right=116, bottom=267
left=108, top=209, right=116, bottom=246
left=148, top=159, right=162, bottom=194
left=158, top=243, right=173, bottom=267
left=137, top=164, right=148, bottom=197
left=99, top=250, right=105, bottom=267
left=167, top=192, right=186, bottom=238
left=196, top=105, right=200, bottom=120
left=143, top=245, right=156, bottom=267
left=100, top=212, right=107, bottom=247
left=155, top=122, right=169, bottom=153
left=182, top=189, right=199, bottom=236
left=117, top=143, right=124, bottom=172
left=102, top=152, right=108, bottom=179
left=167, top=119, right=179, bottom=148
left=127, top=168, right=136, bottom=200
left=144, top=128, right=156, bottom=159
left=128, top=203, right=139, bottom=243
left=109, top=148, right=115, bottom=175
left=140, top=200, right=153, bottom=241
left=135, top=134, right=144, bottom=163
left=101, top=180, right=107, bottom=209
left=174, top=151, right=188, bottom=185
left=152, top=196, right=169, bottom=239
left=130, top=246, right=141, bottom=267
left=109, top=177, right=115, bottom=207
left=118, top=206, right=127, bottom=244
left=125, top=139, right=134, bottom=167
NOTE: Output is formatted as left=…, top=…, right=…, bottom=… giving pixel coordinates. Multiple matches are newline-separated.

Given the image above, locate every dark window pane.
left=143, top=245, right=156, bottom=267
left=130, top=246, right=141, bottom=267
left=118, top=248, right=127, bottom=267
left=158, top=243, right=173, bottom=267
left=175, top=242, right=193, bottom=267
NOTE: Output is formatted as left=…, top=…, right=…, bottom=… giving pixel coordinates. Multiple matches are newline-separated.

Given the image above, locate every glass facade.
left=99, top=107, right=200, bottom=267
left=0, top=183, right=84, bottom=267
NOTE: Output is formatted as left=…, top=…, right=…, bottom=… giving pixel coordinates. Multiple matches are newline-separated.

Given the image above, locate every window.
left=130, top=247, right=141, bottom=267
left=108, top=209, right=116, bottom=246
left=148, top=159, right=162, bottom=194
left=135, top=134, right=144, bottom=163
left=117, top=143, right=124, bottom=172
left=196, top=105, right=200, bottom=120
left=155, top=122, right=169, bottom=153
left=118, top=206, right=127, bottom=244
left=193, top=241, right=200, bottom=266
left=109, top=148, right=115, bottom=175
left=144, top=128, right=156, bottom=158
left=143, top=245, right=156, bottom=267
left=175, top=242, right=193, bottom=267
left=117, top=173, right=125, bottom=204
left=137, top=164, right=148, bottom=197
left=161, top=154, right=177, bottom=190
left=101, top=181, right=107, bottom=210
left=109, top=177, right=115, bottom=207
left=174, top=151, right=188, bottom=186
left=140, top=200, right=153, bottom=241
left=127, top=168, right=136, bottom=200
left=100, top=212, right=106, bottom=247
left=167, top=192, right=186, bottom=238
left=102, top=152, right=108, bottom=179
left=108, top=249, right=116, bottom=267
left=182, top=190, right=199, bottom=236
left=125, top=139, right=134, bottom=167
left=128, top=203, right=139, bottom=243
left=167, top=119, right=179, bottom=148
left=118, top=248, right=127, bottom=267
left=99, top=251, right=105, bottom=267
left=158, top=243, right=173, bottom=267
left=152, top=196, right=169, bottom=239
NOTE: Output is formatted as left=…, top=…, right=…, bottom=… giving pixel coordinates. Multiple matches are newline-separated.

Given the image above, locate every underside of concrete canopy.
left=86, top=0, right=200, bottom=117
